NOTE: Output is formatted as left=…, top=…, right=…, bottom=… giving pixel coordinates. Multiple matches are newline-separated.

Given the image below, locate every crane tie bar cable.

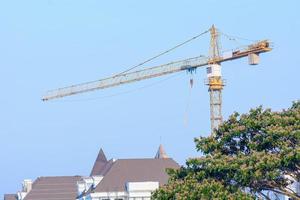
left=218, top=29, right=256, bottom=42
left=115, top=29, right=210, bottom=77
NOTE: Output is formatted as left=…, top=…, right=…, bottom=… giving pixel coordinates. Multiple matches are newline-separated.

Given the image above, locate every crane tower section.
left=206, top=25, right=224, bottom=132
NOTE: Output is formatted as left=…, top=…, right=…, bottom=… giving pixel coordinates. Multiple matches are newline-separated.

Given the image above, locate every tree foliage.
left=152, top=102, right=300, bottom=200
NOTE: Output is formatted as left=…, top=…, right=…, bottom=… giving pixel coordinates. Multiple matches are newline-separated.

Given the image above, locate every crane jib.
left=42, top=40, right=271, bottom=101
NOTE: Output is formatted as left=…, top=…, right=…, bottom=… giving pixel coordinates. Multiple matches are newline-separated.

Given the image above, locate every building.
left=4, top=145, right=179, bottom=200
left=78, top=145, right=179, bottom=200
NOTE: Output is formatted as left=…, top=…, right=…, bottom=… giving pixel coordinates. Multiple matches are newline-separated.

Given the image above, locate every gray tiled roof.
left=94, top=158, right=179, bottom=192
left=23, top=176, right=81, bottom=200
left=4, top=194, right=17, bottom=200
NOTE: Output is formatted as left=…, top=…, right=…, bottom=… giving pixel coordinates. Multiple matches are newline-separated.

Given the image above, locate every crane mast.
left=207, top=25, right=223, bottom=132
left=42, top=25, right=272, bottom=133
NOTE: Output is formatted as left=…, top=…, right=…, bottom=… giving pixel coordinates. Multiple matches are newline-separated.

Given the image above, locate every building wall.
left=87, top=182, right=159, bottom=200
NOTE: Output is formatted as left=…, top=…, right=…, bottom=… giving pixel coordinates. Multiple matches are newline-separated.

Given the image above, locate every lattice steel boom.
left=42, top=56, right=209, bottom=101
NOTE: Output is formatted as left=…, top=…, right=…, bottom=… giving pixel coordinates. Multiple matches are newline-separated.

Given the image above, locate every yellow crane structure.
left=42, top=25, right=272, bottom=133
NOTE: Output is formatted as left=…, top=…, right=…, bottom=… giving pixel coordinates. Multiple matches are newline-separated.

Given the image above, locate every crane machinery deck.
left=42, top=25, right=272, bottom=134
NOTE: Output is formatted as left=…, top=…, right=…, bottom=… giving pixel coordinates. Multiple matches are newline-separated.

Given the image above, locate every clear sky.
left=1, top=0, right=299, bottom=196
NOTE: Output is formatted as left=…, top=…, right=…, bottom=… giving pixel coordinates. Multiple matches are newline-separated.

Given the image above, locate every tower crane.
left=42, top=25, right=272, bottom=133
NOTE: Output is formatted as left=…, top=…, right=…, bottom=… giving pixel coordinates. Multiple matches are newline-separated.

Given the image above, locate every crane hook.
left=190, top=78, right=194, bottom=88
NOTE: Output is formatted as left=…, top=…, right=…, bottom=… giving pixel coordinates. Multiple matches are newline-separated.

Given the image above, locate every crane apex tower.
left=206, top=25, right=224, bottom=133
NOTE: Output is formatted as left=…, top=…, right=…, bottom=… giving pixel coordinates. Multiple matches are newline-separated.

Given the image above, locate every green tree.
left=152, top=102, right=300, bottom=200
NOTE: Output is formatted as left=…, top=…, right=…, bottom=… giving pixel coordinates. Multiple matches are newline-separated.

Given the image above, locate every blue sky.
left=1, top=0, right=299, bottom=196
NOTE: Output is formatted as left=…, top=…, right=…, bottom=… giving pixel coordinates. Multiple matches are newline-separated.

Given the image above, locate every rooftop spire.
left=155, top=144, right=169, bottom=159
left=90, top=148, right=108, bottom=176
left=96, top=148, right=107, bottom=162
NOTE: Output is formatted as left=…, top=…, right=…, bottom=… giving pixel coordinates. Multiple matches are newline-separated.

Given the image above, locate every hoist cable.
left=183, top=78, right=193, bottom=127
